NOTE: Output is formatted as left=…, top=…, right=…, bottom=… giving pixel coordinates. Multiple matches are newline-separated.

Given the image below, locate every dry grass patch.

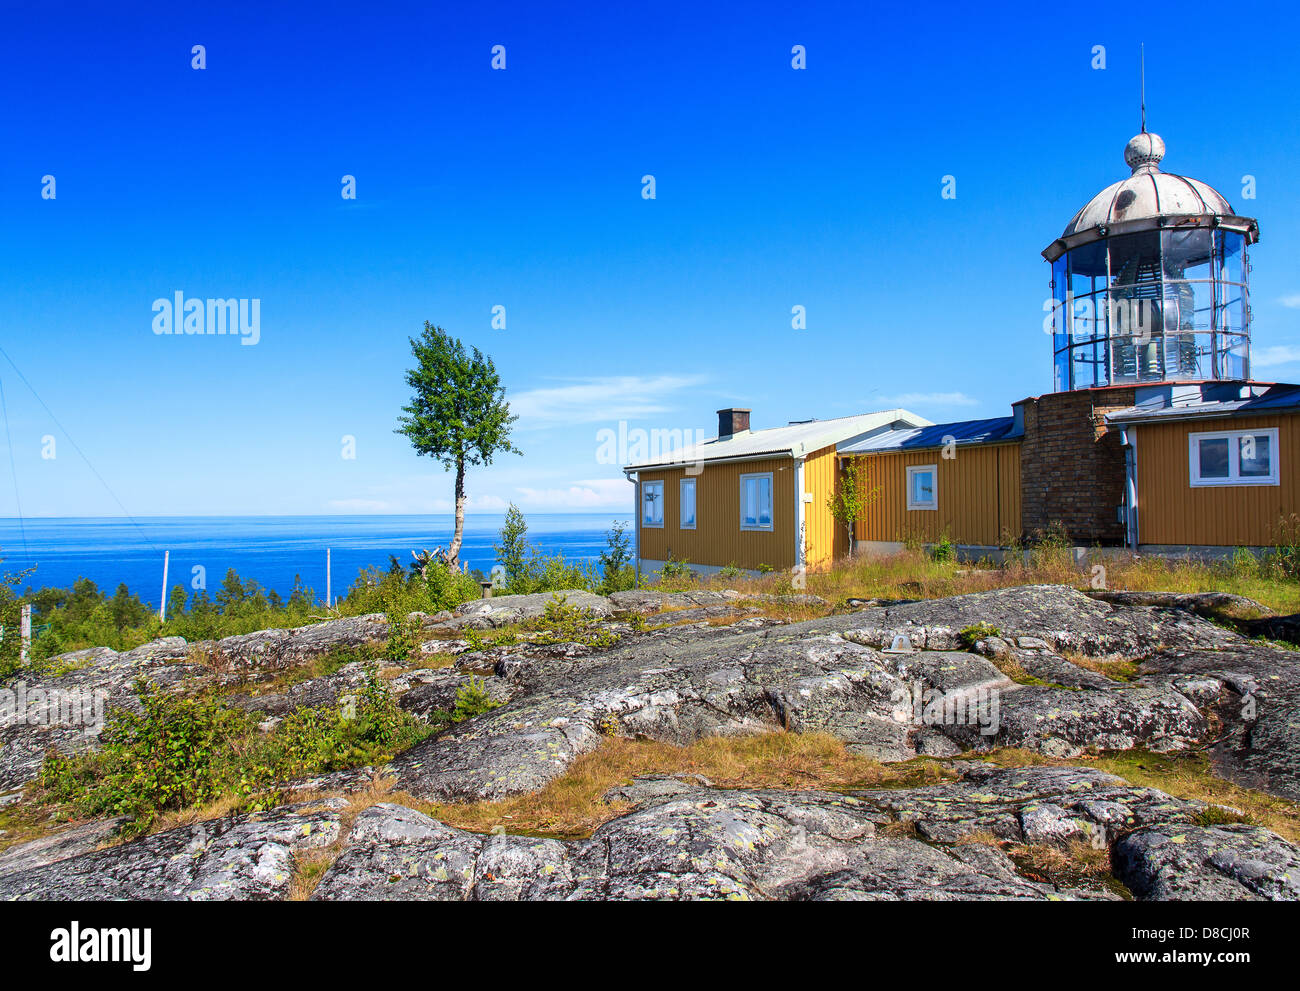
left=664, top=546, right=1300, bottom=617
left=1008, top=839, right=1121, bottom=893
left=986, top=656, right=1049, bottom=687
left=1060, top=650, right=1140, bottom=682
left=389, top=732, right=955, bottom=841
left=0, top=794, right=75, bottom=856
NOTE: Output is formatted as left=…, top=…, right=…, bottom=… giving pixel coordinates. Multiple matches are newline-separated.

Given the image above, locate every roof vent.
left=717, top=408, right=751, bottom=438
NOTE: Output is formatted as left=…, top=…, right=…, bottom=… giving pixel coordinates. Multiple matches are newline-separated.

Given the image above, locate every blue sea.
left=0, top=515, right=631, bottom=607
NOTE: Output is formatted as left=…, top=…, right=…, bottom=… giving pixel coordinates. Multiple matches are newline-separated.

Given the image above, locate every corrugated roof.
left=1106, top=383, right=1300, bottom=425
left=839, top=416, right=1020, bottom=454
left=623, top=409, right=931, bottom=471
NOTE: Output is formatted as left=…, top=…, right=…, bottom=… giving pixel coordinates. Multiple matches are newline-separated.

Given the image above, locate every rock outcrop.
left=3, top=582, right=1299, bottom=901
left=0, top=800, right=343, bottom=900
left=7, top=764, right=1292, bottom=901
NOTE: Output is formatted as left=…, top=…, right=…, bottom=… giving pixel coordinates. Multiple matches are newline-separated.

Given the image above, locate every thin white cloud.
left=326, top=498, right=392, bottom=513
left=511, top=375, right=706, bottom=428
left=325, top=492, right=510, bottom=514
left=874, top=391, right=979, bottom=409
left=1279, top=294, right=1300, bottom=309
left=514, top=478, right=632, bottom=510
left=1252, top=345, right=1300, bottom=369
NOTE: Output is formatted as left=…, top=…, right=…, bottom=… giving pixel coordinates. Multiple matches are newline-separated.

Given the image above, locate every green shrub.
left=526, top=593, right=618, bottom=648
left=453, top=676, right=502, bottom=722
left=383, top=608, right=418, bottom=662
left=41, top=680, right=242, bottom=831
left=931, top=532, right=956, bottom=563
left=660, top=556, right=692, bottom=579
left=597, top=521, right=637, bottom=594
left=957, top=622, right=1001, bottom=650
left=39, top=670, right=430, bottom=834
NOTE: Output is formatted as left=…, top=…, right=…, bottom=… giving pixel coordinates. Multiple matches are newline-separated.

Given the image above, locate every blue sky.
left=1, top=0, right=1297, bottom=518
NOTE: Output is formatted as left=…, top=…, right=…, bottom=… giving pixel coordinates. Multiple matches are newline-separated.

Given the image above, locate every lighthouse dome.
left=1060, top=132, right=1237, bottom=239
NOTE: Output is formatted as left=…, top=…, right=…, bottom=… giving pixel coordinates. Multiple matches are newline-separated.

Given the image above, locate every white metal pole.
left=160, top=550, right=170, bottom=621
left=326, top=547, right=332, bottom=609
left=20, top=603, right=31, bottom=665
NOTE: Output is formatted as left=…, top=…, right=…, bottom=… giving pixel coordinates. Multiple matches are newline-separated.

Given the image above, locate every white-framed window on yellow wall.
left=642, top=480, right=664, bottom=527
left=740, top=472, right=773, bottom=531
left=906, top=464, right=937, bottom=510
left=1189, top=428, right=1279, bottom=487
left=680, top=478, right=697, bottom=529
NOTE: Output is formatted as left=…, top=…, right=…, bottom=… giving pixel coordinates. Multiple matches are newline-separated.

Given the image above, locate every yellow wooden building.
left=623, top=130, right=1300, bottom=569
left=623, top=407, right=929, bottom=575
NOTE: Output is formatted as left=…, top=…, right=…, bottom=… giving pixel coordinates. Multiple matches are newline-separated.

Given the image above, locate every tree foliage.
left=828, top=458, right=880, bottom=557
left=395, top=323, right=519, bottom=564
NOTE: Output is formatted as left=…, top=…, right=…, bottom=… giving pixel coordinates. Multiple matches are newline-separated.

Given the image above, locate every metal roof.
left=1106, top=382, right=1300, bottom=425
left=623, top=409, right=931, bottom=471
left=839, top=416, right=1021, bottom=454
left=1043, top=133, right=1257, bottom=262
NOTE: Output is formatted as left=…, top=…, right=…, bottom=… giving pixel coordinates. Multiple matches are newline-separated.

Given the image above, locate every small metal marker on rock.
left=883, top=633, right=915, bottom=654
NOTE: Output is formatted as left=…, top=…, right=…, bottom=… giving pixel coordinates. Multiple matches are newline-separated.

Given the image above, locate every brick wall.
left=1017, top=387, right=1134, bottom=544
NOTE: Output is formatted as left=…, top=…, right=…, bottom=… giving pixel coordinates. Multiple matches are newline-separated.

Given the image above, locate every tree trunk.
left=448, top=457, right=466, bottom=567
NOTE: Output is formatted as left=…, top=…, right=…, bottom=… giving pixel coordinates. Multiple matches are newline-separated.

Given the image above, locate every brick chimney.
left=717, top=408, right=751, bottom=438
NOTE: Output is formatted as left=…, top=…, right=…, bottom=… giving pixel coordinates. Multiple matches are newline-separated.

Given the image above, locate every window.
left=641, top=480, right=664, bottom=527
left=680, top=478, right=697, bottom=529
left=1189, top=429, right=1279, bottom=487
left=906, top=465, right=937, bottom=510
left=739, top=472, right=773, bottom=531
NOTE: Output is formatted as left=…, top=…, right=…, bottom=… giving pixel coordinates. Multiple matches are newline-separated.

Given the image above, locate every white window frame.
left=906, top=464, right=938, bottom=511
left=641, top=480, right=665, bottom=528
left=679, top=478, right=697, bottom=529
left=739, top=471, right=774, bottom=532
left=1189, top=428, right=1280, bottom=487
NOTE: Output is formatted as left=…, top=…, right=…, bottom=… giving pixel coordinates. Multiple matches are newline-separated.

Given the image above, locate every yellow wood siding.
left=637, top=456, right=796, bottom=570
left=852, top=443, right=1022, bottom=546
left=801, top=444, right=845, bottom=571
left=1135, top=414, right=1300, bottom=546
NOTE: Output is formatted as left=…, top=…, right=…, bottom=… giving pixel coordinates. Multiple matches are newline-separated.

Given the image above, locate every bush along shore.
left=2, top=513, right=1300, bottom=900
left=0, top=507, right=637, bottom=675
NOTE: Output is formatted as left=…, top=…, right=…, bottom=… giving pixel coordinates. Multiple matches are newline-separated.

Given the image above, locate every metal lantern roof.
left=1042, top=132, right=1258, bottom=264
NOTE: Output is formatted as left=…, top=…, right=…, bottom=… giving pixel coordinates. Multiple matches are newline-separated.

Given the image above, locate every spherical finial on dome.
left=1124, top=131, right=1166, bottom=173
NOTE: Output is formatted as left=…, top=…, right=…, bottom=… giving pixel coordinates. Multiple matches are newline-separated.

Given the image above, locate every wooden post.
left=160, top=550, right=170, bottom=621
left=20, top=603, right=31, bottom=665
left=326, top=548, right=332, bottom=609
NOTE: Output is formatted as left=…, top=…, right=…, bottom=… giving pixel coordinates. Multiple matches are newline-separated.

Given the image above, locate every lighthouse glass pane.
left=1068, top=240, right=1108, bottom=285
left=1163, top=280, right=1213, bottom=332
left=1218, top=231, right=1245, bottom=285
left=1051, top=257, right=1068, bottom=351
left=1163, top=229, right=1212, bottom=281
